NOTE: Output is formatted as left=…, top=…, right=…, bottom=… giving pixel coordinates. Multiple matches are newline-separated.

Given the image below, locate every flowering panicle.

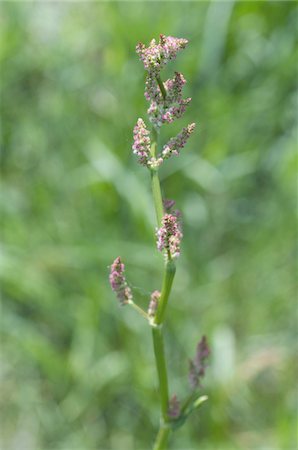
left=109, top=257, right=132, bottom=305
left=168, top=394, right=181, bottom=419
left=133, top=35, right=195, bottom=168
left=162, top=123, right=196, bottom=159
left=136, top=34, right=188, bottom=75
left=156, top=213, right=183, bottom=259
left=148, top=290, right=160, bottom=318
left=110, top=35, right=209, bottom=446
left=189, top=336, right=210, bottom=389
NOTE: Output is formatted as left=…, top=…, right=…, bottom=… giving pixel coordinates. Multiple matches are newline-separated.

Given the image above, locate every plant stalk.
left=150, top=128, right=163, bottom=226
left=156, top=75, right=167, bottom=101
left=152, top=326, right=169, bottom=421
left=153, top=424, right=171, bottom=450
left=154, top=260, right=176, bottom=326
left=150, top=117, right=176, bottom=449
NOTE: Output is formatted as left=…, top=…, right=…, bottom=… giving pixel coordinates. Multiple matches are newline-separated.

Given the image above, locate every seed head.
left=162, top=123, right=196, bottom=159
left=109, top=256, right=132, bottom=305
left=168, top=394, right=181, bottom=419
left=156, top=213, right=183, bottom=259
left=189, top=336, right=210, bottom=389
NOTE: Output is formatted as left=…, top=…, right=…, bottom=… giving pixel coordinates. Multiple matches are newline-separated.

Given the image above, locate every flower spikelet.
left=168, top=394, right=181, bottom=419
left=163, top=199, right=176, bottom=212
left=145, top=75, right=161, bottom=103
left=162, top=123, right=196, bottom=159
left=165, top=72, right=186, bottom=103
left=109, top=257, right=132, bottom=305
left=189, top=336, right=210, bottom=389
left=156, top=213, right=183, bottom=259
left=148, top=290, right=160, bottom=318
left=132, top=118, right=151, bottom=166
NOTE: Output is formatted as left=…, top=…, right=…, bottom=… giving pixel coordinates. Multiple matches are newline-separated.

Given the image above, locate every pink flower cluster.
left=132, top=120, right=195, bottom=168
left=132, top=35, right=196, bottom=168
left=109, top=256, right=132, bottom=305
left=189, top=336, right=210, bottom=389
left=162, top=123, right=196, bottom=159
left=156, top=213, right=183, bottom=259
left=136, top=34, right=188, bottom=75
left=145, top=72, right=191, bottom=128
left=132, top=118, right=151, bottom=166
left=132, top=118, right=164, bottom=168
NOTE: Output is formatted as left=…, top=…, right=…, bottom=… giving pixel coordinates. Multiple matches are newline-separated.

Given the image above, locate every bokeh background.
left=1, top=1, right=297, bottom=449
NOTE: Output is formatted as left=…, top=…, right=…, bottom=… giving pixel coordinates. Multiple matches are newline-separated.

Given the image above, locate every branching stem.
left=149, top=82, right=177, bottom=448
left=128, top=300, right=149, bottom=320
left=153, top=424, right=171, bottom=450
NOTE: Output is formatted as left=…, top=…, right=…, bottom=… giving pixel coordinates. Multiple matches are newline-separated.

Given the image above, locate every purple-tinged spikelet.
left=109, top=256, right=132, bottom=305
left=164, top=72, right=186, bottom=103
left=189, top=336, right=210, bottom=389
left=148, top=290, right=160, bottom=318
left=162, top=123, right=196, bottom=159
left=168, top=394, right=181, bottom=419
left=156, top=213, right=183, bottom=259
left=163, top=199, right=182, bottom=220
left=163, top=199, right=176, bottom=212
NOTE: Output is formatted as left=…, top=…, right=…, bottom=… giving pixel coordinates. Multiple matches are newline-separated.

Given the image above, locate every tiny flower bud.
left=109, top=256, right=132, bottom=305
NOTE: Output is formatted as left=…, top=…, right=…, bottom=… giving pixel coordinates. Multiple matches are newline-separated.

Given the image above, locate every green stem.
left=156, top=76, right=167, bottom=101
left=152, top=326, right=169, bottom=421
left=180, top=391, right=196, bottom=415
left=154, top=260, right=176, bottom=326
left=151, top=170, right=164, bottom=226
left=153, top=424, right=171, bottom=450
left=149, top=113, right=177, bottom=450
left=150, top=127, right=163, bottom=225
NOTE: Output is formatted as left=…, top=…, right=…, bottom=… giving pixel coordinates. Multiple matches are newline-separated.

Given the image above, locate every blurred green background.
left=1, top=1, right=297, bottom=449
